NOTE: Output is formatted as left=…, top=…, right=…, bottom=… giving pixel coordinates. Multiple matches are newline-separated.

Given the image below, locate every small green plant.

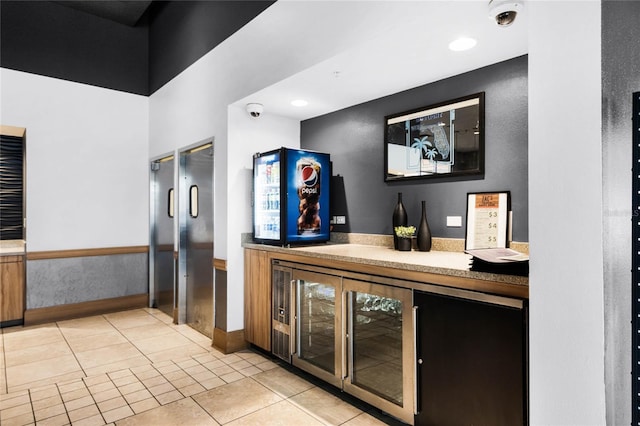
left=394, top=225, right=416, bottom=238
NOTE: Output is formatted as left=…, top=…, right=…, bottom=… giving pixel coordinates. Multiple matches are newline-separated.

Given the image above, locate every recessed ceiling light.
left=291, top=99, right=308, bottom=107
left=448, top=37, right=477, bottom=52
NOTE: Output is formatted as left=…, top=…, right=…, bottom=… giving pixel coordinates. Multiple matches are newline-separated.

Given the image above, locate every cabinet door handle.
left=413, top=305, right=419, bottom=415
left=290, top=279, right=296, bottom=357
left=341, top=290, right=348, bottom=380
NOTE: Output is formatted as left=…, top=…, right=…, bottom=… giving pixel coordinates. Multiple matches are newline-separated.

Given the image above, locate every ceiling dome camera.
left=246, top=103, right=264, bottom=118
left=488, top=0, right=523, bottom=27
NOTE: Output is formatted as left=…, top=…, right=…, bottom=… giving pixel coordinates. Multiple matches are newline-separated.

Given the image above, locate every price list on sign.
left=474, top=194, right=501, bottom=247
left=465, top=192, right=509, bottom=250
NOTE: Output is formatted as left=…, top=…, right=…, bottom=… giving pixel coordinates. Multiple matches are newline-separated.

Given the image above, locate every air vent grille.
left=0, top=135, right=24, bottom=240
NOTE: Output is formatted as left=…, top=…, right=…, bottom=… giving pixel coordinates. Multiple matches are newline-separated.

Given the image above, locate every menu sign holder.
left=465, top=191, right=510, bottom=250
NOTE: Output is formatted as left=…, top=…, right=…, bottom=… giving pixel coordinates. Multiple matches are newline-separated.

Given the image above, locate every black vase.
left=392, top=192, right=408, bottom=250
left=417, top=200, right=432, bottom=252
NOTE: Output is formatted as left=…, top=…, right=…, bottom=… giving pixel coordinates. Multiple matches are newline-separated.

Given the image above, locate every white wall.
left=528, top=2, right=605, bottom=424
left=147, top=1, right=421, bottom=331
left=0, top=69, right=149, bottom=251
left=226, top=105, right=300, bottom=330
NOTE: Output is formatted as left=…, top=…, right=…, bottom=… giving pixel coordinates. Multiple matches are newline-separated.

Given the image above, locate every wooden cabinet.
left=1, top=255, right=25, bottom=326
left=243, top=246, right=528, bottom=425
left=244, top=248, right=271, bottom=351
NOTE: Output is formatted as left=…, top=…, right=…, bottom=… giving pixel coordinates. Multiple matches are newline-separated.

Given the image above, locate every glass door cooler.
left=253, top=148, right=331, bottom=245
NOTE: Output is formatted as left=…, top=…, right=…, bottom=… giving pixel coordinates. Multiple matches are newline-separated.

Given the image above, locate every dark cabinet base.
left=414, top=291, right=528, bottom=426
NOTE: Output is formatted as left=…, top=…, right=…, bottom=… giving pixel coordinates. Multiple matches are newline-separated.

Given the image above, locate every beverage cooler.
left=253, top=148, right=331, bottom=245
left=271, top=260, right=416, bottom=425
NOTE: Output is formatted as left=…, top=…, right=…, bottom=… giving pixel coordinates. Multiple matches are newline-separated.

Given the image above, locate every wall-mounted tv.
left=384, top=92, right=485, bottom=182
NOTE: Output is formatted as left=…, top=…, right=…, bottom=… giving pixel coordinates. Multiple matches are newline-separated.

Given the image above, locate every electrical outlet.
left=447, top=216, right=462, bottom=227
left=335, top=215, right=346, bottom=225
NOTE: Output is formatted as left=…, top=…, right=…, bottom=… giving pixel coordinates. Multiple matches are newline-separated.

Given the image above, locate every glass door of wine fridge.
left=342, top=279, right=414, bottom=425
left=291, top=269, right=343, bottom=388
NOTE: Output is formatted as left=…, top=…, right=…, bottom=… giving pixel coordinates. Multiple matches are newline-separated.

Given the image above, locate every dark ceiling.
left=2, top=1, right=276, bottom=94
left=53, top=1, right=152, bottom=26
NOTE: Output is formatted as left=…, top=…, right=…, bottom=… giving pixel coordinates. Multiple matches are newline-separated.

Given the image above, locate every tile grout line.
left=102, top=310, right=156, bottom=366
left=189, top=393, right=222, bottom=424
left=105, top=367, right=146, bottom=422
left=26, top=384, right=35, bottom=425
left=128, top=360, right=185, bottom=412
left=55, top=319, right=92, bottom=381
left=53, top=381, right=74, bottom=425
left=244, top=373, right=337, bottom=426
left=78, top=375, right=108, bottom=426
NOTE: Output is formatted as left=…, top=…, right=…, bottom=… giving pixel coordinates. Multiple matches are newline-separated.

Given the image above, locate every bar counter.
left=243, top=241, right=528, bottom=299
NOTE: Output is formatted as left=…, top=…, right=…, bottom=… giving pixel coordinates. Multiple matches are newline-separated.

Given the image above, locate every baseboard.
left=24, top=293, right=148, bottom=325
left=212, top=327, right=247, bottom=354
left=0, top=318, right=24, bottom=328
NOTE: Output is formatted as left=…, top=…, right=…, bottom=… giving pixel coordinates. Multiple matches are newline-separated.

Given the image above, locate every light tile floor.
left=0, top=308, right=401, bottom=425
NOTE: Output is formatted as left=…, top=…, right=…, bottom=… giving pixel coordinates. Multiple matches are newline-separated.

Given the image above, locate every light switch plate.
left=447, top=216, right=462, bottom=227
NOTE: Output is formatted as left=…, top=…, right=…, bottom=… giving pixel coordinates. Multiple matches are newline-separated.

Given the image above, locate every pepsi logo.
left=301, top=166, right=318, bottom=187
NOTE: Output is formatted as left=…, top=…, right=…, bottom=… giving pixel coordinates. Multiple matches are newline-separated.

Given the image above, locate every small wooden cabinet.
left=1, top=255, right=25, bottom=326
left=243, top=248, right=271, bottom=350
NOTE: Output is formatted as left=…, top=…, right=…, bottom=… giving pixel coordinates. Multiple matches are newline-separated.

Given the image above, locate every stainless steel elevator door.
left=151, top=156, right=175, bottom=318
left=181, top=144, right=214, bottom=338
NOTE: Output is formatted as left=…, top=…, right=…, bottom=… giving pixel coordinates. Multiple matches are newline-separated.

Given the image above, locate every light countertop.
left=243, top=242, right=528, bottom=287
left=0, top=240, right=25, bottom=256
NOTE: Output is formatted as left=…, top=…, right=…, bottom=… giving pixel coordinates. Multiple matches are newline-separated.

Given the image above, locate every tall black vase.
left=392, top=192, right=408, bottom=250
left=417, top=200, right=432, bottom=252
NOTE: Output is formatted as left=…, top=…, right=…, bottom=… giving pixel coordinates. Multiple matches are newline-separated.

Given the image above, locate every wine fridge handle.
left=413, top=305, right=419, bottom=416
left=290, top=279, right=296, bottom=357
left=342, top=290, right=348, bottom=380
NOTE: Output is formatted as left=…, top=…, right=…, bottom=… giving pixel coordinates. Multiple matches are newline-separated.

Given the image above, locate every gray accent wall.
left=301, top=56, right=528, bottom=242
left=602, top=1, right=640, bottom=424
left=26, top=254, right=148, bottom=309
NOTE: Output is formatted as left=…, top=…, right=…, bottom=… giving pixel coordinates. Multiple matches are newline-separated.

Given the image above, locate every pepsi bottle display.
left=253, top=148, right=331, bottom=245
left=296, top=158, right=322, bottom=234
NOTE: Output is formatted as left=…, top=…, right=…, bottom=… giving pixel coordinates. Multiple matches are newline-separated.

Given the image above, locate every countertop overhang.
left=0, top=240, right=25, bottom=256
left=243, top=242, right=528, bottom=299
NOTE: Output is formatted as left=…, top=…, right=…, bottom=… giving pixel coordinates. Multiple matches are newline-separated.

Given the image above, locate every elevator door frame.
left=149, top=153, right=176, bottom=317
left=177, top=139, right=214, bottom=334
